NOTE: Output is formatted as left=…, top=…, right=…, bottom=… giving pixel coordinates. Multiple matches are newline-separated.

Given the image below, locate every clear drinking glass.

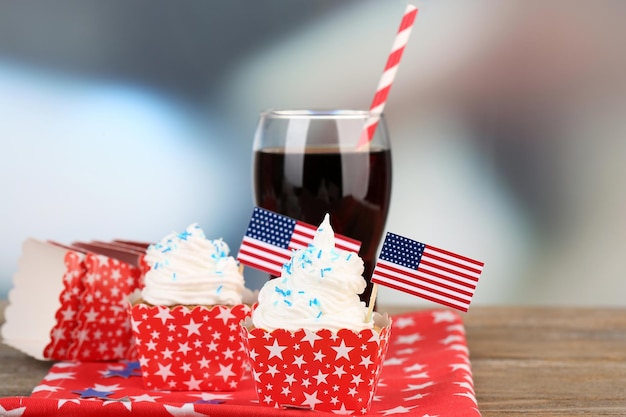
left=252, top=109, right=392, bottom=304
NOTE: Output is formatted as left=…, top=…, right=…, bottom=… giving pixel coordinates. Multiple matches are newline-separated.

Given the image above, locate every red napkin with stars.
left=0, top=310, right=480, bottom=417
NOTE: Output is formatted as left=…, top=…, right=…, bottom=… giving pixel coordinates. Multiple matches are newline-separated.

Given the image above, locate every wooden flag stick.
left=365, top=283, right=379, bottom=322
left=238, top=263, right=245, bottom=275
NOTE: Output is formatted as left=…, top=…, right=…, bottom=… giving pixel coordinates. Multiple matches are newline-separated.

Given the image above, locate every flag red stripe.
left=371, top=276, right=469, bottom=312
left=237, top=254, right=282, bottom=277
left=419, top=259, right=480, bottom=283
left=426, top=244, right=484, bottom=267
left=237, top=248, right=287, bottom=270
left=335, top=242, right=357, bottom=252
left=417, top=264, right=478, bottom=289
left=336, top=234, right=361, bottom=248
left=422, top=252, right=483, bottom=276
left=289, top=236, right=310, bottom=249
left=239, top=238, right=291, bottom=262
left=294, top=220, right=361, bottom=252
left=294, top=222, right=316, bottom=238
left=379, top=259, right=476, bottom=292
left=373, top=266, right=474, bottom=301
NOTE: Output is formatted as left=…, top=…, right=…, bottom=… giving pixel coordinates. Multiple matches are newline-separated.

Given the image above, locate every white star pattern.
left=43, top=372, right=76, bottom=381
left=25, top=308, right=478, bottom=416
left=404, top=363, right=426, bottom=372
left=216, top=363, right=236, bottom=381
left=266, top=364, right=280, bottom=377
left=301, top=329, right=323, bottom=346
left=450, top=363, right=472, bottom=373
left=455, top=391, right=478, bottom=404
left=31, top=384, right=60, bottom=393
left=313, top=370, right=329, bottom=385
left=383, top=357, right=408, bottom=366
left=440, top=335, right=465, bottom=345
left=332, top=341, right=354, bottom=360
left=130, top=394, right=161, bottom=402
left=190, top=392, right=234, bottom=401
left=57, top=399, right=80, bottom=408
left=331, top=404, right=353, bottom=414
left=395, top=333, right=422, bottom=344
left=454, top=381, right=475, bottom=392
left=154, top=363, right=175, bottom=381
left=406, top=372, right=429, bottom=379
left=393, top=317, right=416, bottom=329
left=403, top=381, right=435, bottom=391
left=432, top=310, right=458, bottom=323
left=215, top=307, right=236, bottom=324
left=293, top=354, right=306, bottom=367
left=155, top=306, right=175, bottom=324
left=102, top=399, right=132, bottom=411
left=266, top=340, right=288, bottom=360
left=129, top=303, right=250, bottom=390
left=0, top=405, right=25, bottom=416
left=379, top=405, right=419, bottom=415
left=93, top=383, right=121, bottom=391
left=164, top=403, right=209, bottom=416
left=46, top=251, right=143, bottom=361
left=301, top=391, right=323, bottom=409
left=404, top=392, right=430, bottom=401
left=184, top=375, right=202, bottom=390
left=182, top=319, right=202, bottom=336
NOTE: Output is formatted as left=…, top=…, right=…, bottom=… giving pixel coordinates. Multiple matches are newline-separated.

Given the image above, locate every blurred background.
left=1, top=0, right=624, bottom=306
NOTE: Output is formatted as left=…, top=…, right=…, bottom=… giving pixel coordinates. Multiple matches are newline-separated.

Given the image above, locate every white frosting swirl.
left=142, top=224, right=245, bottom=306
left=252, top=214, right=372, bottom=332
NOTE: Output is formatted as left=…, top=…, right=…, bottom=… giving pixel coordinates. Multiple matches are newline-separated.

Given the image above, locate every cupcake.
left=241, top=214, right=391, bottom=415
left=130, top=224, right=252, bottom=391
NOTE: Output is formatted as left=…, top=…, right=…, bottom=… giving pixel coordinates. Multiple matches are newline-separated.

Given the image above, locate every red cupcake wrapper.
left=130, top=303, right=252, bottom=391
left=44, top=249, right=87, bottom=360
left=2, top=239, right=147, bottom=362
left=241, top=318, right=392, bottom=415
left=67, top=252, right=144, bottom=361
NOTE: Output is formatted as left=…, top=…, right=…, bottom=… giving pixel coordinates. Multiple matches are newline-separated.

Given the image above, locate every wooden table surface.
left=1, top=301, right=625, bottom=416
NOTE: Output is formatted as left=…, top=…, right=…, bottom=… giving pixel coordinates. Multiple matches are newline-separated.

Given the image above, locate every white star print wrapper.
left=240, top=313, right=392, bottom=415
left=129, top=302, right=252, bottom=391
left=1, top=308, right=481, bottom=415
left=1, top=239, right=146, bottom=361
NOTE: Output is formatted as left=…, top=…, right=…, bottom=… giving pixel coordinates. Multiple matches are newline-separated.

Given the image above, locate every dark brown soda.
left=253, top=147, right=392, bottom=304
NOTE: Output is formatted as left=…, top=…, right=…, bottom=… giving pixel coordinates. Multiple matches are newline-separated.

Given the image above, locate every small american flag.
left=237, top=207, right=361, bottom=276
left=372, top=233, right=484, bottom=312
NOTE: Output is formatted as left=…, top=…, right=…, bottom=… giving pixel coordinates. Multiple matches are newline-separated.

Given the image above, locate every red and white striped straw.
left=357, top=4, right=418, bottom=147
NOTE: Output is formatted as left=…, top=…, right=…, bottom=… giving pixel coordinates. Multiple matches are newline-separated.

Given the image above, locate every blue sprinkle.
left=320, top=267, right=331, bottom=278
left=298, top=290, right=305, bottom=294
left=154, top=262, right=159, bottom=270
left=216, top=285, right=223, bottom=294
left=316, top=311, right=322, bottom=319
left=283, top=299, right=292, bottom=306
left=275, top=286, right=291, bottom=297
left=162, top=247, right=171, bottom=253
left=172, top=272, right=177, bottom=280
left=309, top=298, right=319, bottom=307
left=317, top=250, right=322, bottom=259
left=346, top=254, right=352, bottom=260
